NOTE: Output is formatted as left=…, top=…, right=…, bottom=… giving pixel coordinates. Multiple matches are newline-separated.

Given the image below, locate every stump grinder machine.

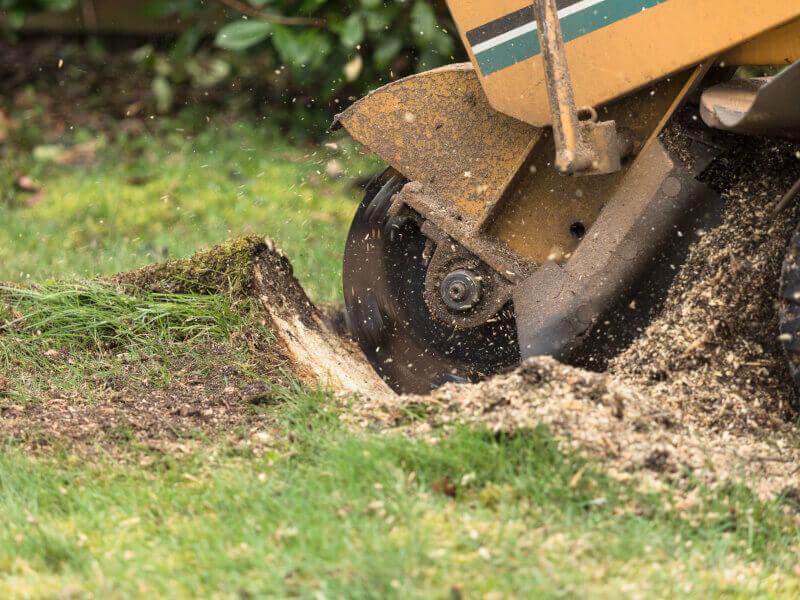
left=337, top=0, right=800, bottom=393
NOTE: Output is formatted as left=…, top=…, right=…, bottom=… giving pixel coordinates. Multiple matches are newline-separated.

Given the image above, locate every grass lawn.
left=2, top=109, right=800, bottom=598
left=2, top=395, right=800, bottom=598
left=1, top=109, right=376, bottom=304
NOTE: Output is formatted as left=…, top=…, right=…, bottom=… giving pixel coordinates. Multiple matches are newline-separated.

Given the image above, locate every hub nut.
left=440, top=269, right=481, bottom=312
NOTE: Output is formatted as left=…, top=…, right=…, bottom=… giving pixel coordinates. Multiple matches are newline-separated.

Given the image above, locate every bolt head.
left=439, top=269, right=481, bottom=312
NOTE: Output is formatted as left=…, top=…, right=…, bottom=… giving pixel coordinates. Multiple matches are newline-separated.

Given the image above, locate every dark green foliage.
left=208, top=0, right=457, bottom=85
left=197, top=0, right=458, bottom=112
left=0, top=0, right=78, bottom=29
left=6, top=0, right=460, bottom=101
left=6, top=0, right=462, bottom=134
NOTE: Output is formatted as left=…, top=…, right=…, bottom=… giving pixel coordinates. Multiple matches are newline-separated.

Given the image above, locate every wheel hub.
left=440, top=269, right=481, bottom=311
left=342, top=170, right=519, bottom=394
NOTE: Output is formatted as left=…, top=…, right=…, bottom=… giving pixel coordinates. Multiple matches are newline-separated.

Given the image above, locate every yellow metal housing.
left=446, top=0, right=800, bottom=126
left=722, top=19, right=800, bottom=65
left=335, top=64, right=539, bottom=228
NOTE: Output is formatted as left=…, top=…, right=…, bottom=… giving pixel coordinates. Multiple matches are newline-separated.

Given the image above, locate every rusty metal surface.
left=418, top=219, right=513, bottom=329
left=392, top=181, right=534, bottom=282
left=700, top=60, right=800, bottom=139
left=342, top=69, right=689, bottom=278
left=533, top=0, right=585, bottom=173
left=488, top=72, right=690, bottom=265
left=335, top=64, right=541, bottom=232
left=342, top=170, right=519, bottom=393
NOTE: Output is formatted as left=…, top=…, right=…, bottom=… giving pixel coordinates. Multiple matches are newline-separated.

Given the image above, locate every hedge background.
left=2, top=0, right=464, bottom=131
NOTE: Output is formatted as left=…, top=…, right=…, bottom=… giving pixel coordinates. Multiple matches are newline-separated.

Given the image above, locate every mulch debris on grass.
left=348, top=137, right=800, bottom=498
left=0, top=345, right=268, bottom=455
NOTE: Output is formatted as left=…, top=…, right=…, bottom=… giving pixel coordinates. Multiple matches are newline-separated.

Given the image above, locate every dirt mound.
left=347, top=358, right=800, bottom=497
left=116, top=236, right=391, bottom=400
left=348, top=138, right=800, bottom=498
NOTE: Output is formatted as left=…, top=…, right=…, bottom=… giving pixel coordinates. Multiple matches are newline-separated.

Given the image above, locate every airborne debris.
left=344, top=55, right=363, bottom=82
left=325, top=159, right=344, bottom=178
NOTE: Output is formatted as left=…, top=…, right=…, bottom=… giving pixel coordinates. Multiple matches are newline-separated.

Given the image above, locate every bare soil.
left=0, top=341, right=275, bottom=456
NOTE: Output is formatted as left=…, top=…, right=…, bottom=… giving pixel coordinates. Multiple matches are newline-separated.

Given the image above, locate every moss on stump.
left=113, top=237, right=286, bottom=298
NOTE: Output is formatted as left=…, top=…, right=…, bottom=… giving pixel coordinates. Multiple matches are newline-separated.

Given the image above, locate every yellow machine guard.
left=446, top=0, right=800, bottom=126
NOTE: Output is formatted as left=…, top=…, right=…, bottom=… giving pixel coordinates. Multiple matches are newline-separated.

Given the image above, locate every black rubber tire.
left=779, top=225, right=800, bottom=388
left=342, top=169, right=519, bottom=394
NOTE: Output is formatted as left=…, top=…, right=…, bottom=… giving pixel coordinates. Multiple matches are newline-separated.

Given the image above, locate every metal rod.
left=533, top=0, right=587, bottom=173
left=774, top=176, right=800, bottom=215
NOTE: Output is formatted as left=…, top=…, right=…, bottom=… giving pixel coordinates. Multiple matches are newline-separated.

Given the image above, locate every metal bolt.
left=440, top=270, right=481, bottom=311
left=448, top=281, right=468, bottom=301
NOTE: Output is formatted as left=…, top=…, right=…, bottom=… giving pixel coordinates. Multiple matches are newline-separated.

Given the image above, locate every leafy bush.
left=1, top=0, right=78, bottom=28
left=4, top=0, right=463, bottom=134
left=178, top=0, right=457, bottom=97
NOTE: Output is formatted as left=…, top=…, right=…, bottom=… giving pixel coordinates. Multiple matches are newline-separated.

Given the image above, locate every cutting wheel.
left=343, top=169, right=519, bottom=394
left=779, top=222, right=800, bottom=389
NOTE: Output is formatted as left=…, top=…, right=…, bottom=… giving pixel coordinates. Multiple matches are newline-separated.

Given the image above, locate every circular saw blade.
left=343, top=170, right=519, bottom=394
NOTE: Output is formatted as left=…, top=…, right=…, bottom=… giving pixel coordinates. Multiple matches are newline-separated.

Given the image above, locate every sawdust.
left=346, top=358, right=800, bottom=498
left=347, top=137, right=800, bottom=499
left=611, top=138, right=800, bottom=434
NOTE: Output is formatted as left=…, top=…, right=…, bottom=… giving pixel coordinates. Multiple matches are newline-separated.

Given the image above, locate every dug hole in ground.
left=3, top=136, right=800, bottom=501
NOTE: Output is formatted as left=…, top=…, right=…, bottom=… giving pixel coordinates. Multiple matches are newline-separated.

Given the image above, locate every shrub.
left=4, top=0, right=464, bottom=134
left=174, top=1, right=458, bottom=97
